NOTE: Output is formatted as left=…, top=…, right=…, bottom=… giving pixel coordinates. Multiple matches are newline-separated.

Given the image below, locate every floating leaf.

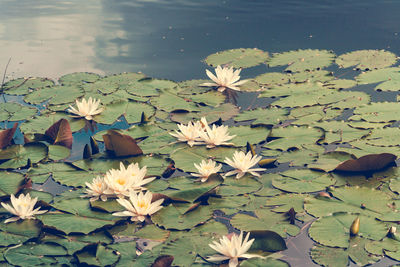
left=24, top=85, right=84, bottom=105
left=272, top=169, right=335, bottom=193
left=205, top=48, right=269, bottom=68
left=58, top=72, right=101, bottom=85
left=103, top=130, right=143, bottom=157
left=336, top=50, right=397, bottom=70
left=150, top=90, right=200, bottom=112
left=304, top=186, right=393, bottom=218
left=233, top=107, right=288, bottom=126
left=231, top=208, right=299, bottom=237
left=3, top=77, right=54, bottom=96
left=0, top=103, right=37, bottom=122
left=334, top=153, right=396, bottom=172
left=356, top=67, right=400, bottom=91
left=152, top=203, right=212, bottom=230
left=309, top=213, right=387, bottom=248
left=0, top=123, right=18, bottom=149
left=230, top=125, right=270, bottom=147
left=44, top=119, right=73, bottom=149
left=0, top=143, right=47, bottom=169
left=263, top=126, right=324, bottom=151
left=170, top=103, right=239, bottom=124
left=268, top=49, right=335, bottom=72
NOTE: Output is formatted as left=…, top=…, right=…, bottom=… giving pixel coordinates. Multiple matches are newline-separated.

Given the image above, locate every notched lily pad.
left=268, top=49, right=335, bottom=72
left=205, top=48, right=269, bottom=68
left=336, top=49, right=397, bottom=70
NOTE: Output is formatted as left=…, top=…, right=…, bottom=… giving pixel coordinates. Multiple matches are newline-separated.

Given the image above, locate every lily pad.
left=268, top=49, right=335, bottom=72
left=3, top=77, right=54, bottom=96
left=205, top=48, right=269, bottom=68
left=336, top=50, right=397, bottom=70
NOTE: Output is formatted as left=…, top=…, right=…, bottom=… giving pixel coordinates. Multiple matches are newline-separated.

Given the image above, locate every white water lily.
left=192, top=159, right=223, bottom=182
left=169, top=120, right=203, bottom=147
left=112, top=191, right=164, bottom=222
left=104, top=162, right=154, bottom=197
left=201, top=65, right=248, bottom=92
left=198, top=117, right=236, bottom=148
left=224, top=151, right=266, bottom=179
left=83, top=176, right=111, bottom=202
left=207, top=231, right=264, bottom=267
left=67, top=97, right=104, bottom=120
left=1, top=193, right=47, bottom=223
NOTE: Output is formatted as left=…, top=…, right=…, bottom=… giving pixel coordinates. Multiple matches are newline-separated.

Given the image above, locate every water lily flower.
left=201, top=65, right=248, bottom=92
left=224, top=151, right=266, bottom=179
left=83, top=176, right=111, bottom=202
left=112, top=191, right=164, bottom=222
left=192, top=159, right=223, bottom=182
left=104, top=162, right=154, bottom=198
left=198, top=117, right=236, bottom=148
left=1, top=193, right=47, bottom=223
left=207, top=231, right=264, bottom=267
left=169, top=120, right=203, bottom=147
left=67, top=97, right=104, bottom=120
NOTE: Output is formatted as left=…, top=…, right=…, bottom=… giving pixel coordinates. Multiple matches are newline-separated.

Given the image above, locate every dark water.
left=1, top=1, right=400, bottom=266
left=1, top=0, right=400, bottom=81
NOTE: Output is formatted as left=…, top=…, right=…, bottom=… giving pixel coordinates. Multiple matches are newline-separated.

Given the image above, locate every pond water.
left=2, top=0, right=400, bottom=80
left=1, top=1, right=400, bottom=267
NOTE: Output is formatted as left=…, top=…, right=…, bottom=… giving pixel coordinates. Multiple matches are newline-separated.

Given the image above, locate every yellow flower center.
left=137, top=200, right=148, bottom=209
left=116, top=178, right=126, bottom=186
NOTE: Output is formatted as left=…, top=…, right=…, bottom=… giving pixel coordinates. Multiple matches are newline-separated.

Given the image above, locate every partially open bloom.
left=1, top=193, right=47, bottom=223
left=200, top=65, right=248, bottom=92
left=83, top=176, right=111, bottom=202
left=104, top=162, right=154, bottom=197
left=67, top=97, right=103, bottom=120
left=112, top=191, right=164, bottom=222
left=207, top=231, right=264, bottom=267
left=224, top=151, right=266, bottom=179
left=198, top=117, right=235, bottom=148
left=170, top=121, right=203, bottom=147
left=192, top=159, right=223, bottom=182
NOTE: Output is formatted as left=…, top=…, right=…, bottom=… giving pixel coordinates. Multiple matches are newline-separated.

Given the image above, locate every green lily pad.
left=263, top=126, right=324, bottom=151
left=150, top=90, right=200, bottom=112
left=268, top=49, right=335, bottom=72
left=4, top=243, right=67, bottom=266
left=59, top=72, right=101, bottom=85
left=3, top=77, right=54, bottom=96
left=24, top=85, right=84, bottom=105
left=304, top=186, right=393, bottom=218
left=0, top=171, right=25, bottom=196
left=205, top=48, right=269, bottom=68
left=27, top=162, right=95, bottom=186
left=336, top=50, right=397, bottom=70
left=0, top=220, right=41, bottom=246
left=20, top=111, right=85, bottom=134
left=170, top=103, right=239, bottom=124
left=152, top=203, right=212, bottom=230
left=230, top=125, right=270, bottom=147
left=231, top=208, right=299, bottom=237
left=0, top=103, right=37, bottom=122
left=0, top=143, right=47, bottom=169
left=233, top=107, right=289, bottom=126
left=356, top=67, right=400, bottom=91
left=272, top=169, right=335, bottom=193
left=170, top=145, right=236, bottom=173
left=309, top=213, right=387, bottom=248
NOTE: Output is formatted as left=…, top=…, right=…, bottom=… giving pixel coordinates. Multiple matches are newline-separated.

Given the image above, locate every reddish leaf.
left=334, top=153, right=396, bottom=172
left=45, top=119, right=73, bottom=149
left=151, top=255, right=174, bottom=267
left=103, top=130, right=143, bottom=157
left=0, top=123, right=18, bottom=149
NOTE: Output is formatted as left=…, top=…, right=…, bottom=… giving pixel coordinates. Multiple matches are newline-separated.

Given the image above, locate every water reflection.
left=1, top=0, right=400, bottom=81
